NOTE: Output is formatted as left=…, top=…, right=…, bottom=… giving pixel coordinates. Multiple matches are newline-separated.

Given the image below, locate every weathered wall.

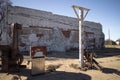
left=7, top=6, right=79, bottom=52
left=0, top=5, right=104, bottom=52
left=84, top=21, right=104, bottom=49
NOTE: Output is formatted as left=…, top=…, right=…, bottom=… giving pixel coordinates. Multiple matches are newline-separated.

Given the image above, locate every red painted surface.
left=36, top=34, right=44, bottom=38
left=62, top=30, right=71, bottom=38
left=31, top=46, right=47, bottom=57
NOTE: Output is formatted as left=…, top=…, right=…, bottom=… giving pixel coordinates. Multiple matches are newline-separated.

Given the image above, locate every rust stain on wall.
left=62, top=30, right=71, bottom=38
left=36, top=34, right=44, bottom=38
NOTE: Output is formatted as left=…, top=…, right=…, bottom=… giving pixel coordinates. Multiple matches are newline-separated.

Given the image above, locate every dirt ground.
left=0, top=49, right=120, bottom=80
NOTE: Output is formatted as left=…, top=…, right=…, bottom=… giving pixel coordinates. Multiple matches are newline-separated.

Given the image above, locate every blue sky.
left=11, top=0, right=120, bottom=41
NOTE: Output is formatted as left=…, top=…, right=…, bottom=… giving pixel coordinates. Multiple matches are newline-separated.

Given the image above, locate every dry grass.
left=105, top=45, right=120, bottom=49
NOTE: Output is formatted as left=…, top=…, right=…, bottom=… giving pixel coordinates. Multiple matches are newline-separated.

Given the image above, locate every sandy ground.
left=0, top=51, right=120, bottom=80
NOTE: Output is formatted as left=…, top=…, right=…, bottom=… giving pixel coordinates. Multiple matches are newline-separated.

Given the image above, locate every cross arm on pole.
left=72, top=5, right=90, bottom=11
left=72, top=5, right=90, bottom=21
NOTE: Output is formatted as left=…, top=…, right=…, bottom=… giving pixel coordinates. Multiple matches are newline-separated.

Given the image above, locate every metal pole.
left=79, top=10, right=84, bottom=68
left=72, top=5, right=90, bottom=68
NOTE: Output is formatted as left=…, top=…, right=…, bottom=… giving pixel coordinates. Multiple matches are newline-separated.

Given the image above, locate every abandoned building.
left=0, top=5, right=104, bottom=52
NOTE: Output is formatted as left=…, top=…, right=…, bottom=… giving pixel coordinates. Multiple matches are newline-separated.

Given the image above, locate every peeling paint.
left=0, top=5, right=104, bottom=52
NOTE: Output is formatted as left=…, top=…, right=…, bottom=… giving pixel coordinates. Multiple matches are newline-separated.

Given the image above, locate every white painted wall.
left=0, top=5, right=104, bottom=52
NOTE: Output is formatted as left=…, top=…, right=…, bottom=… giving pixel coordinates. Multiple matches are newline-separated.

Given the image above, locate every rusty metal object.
left=0, top=45, right=23, bottom=72
left=82, top=49, right=103, bottom=71
left=11, top=23, right=22, bottom=49
left=0, top=23, right=23, bottom=72
left=0, top=45, right=10, bottom=72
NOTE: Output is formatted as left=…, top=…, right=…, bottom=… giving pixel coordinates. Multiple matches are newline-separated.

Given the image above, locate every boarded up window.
left=61, top=30, right=71, bottom=38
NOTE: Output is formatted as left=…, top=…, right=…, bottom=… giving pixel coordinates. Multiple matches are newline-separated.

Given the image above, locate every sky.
left=11, top=0, right=120, bottom=41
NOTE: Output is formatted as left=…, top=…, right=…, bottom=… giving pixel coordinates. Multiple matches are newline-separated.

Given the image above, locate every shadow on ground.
left=22, top=48, right=120, bottom=59
left=47, top=51, right=79, bottom=59
left=29, top=71, right=91, bottom=80
left=8, top=68, right=91, bottom=80
left=96, top=48, right=120, bottom=58
left=102, top=68, right=120, bottom=76
left=46, top=48, right=120, bottom=59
